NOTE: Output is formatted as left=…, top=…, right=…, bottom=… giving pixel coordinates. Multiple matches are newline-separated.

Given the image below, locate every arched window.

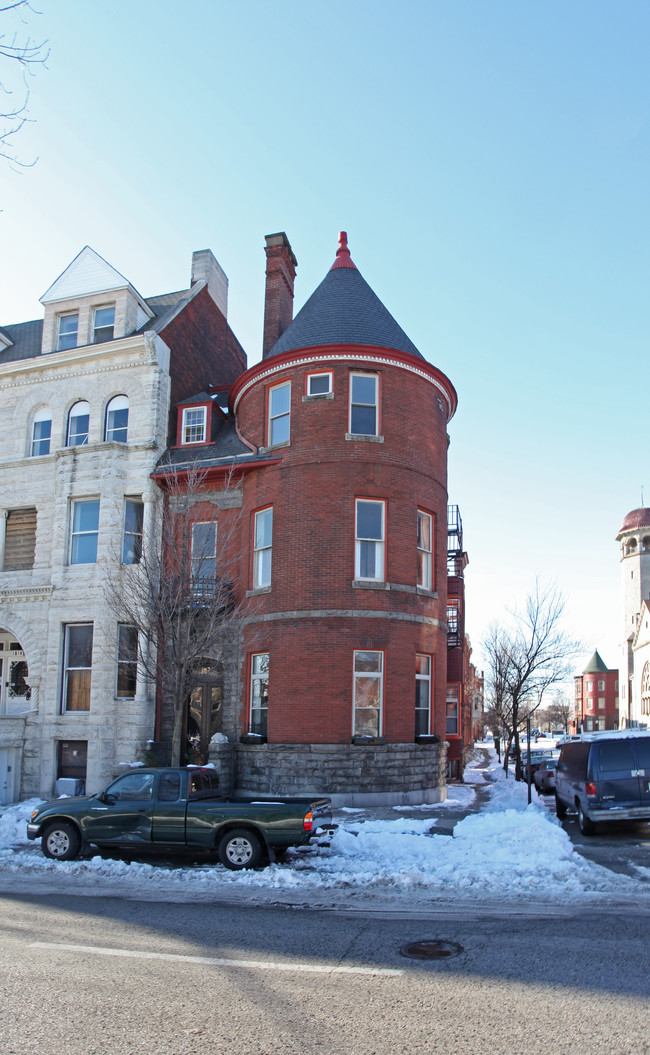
left=626, top=537, right=638, bottom=556
left=642, top=662, right=650, bottom=716
left=66, top=401, right=90, bottom=447
left=642, top=536, right=650, bottom=553
left=105, top=395, right=129, bottom=443
left=31, top=407, right=52, bottom=456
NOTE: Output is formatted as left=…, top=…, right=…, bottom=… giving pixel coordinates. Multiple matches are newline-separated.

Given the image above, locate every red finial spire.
left=330, top=230, right=357, bottom=270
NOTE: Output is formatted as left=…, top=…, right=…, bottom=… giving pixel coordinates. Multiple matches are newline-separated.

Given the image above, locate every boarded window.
left=4, top=508, right=36, bottom=570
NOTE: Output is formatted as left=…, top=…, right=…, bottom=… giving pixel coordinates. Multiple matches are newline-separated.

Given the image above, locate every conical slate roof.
left=582, top=650, right=609, bottom=674
left=265, top=233, right=423, bottom=360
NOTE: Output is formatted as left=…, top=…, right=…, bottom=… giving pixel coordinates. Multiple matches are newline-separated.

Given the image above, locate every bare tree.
left=541, top=692, right=573, bottom=732
left=104, top=464, right=246, bottom=767
left=1, top=1, right=49, bottom=167
left=483, top=581, right=581, bottom=778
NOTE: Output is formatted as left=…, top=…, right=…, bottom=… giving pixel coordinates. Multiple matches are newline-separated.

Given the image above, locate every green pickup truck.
left=27, top=766, right=335, bottom=869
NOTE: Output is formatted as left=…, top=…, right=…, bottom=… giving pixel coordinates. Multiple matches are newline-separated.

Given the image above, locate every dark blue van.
left=554, top=732, right=650, bottom=835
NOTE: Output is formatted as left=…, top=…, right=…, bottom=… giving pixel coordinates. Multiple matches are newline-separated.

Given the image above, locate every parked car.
left=27, top=767, right=335, bottom=869
left=522, top=752, right=555, bottom=781
left=554, top=732, right=650, bottom=835
left=534, top=758, right=558, bottom=794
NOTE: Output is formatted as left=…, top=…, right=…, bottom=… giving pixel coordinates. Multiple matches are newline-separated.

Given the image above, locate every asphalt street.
left=1, top=892, right=648, bottom=1055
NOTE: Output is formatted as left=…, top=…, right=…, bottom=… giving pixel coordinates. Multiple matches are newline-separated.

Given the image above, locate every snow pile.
left=0, top=798, right=40, bottom=848
left=1, top=752, right=648, bottom=904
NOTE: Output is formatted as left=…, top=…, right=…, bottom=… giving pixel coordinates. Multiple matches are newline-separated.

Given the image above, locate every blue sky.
left=2, top=1, right=648, bottom=687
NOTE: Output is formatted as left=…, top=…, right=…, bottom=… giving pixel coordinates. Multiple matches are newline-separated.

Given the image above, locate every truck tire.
left=42, top=822, right=81, bottom=861
left=218, top=828, right=264, bottom=870
left=577, top=803, right=596, bottom=836
left=554, top=793, right=567, bottom=819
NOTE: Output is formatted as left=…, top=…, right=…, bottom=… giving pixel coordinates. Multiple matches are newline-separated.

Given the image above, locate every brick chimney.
left=262, top=232, right=297, bottom=357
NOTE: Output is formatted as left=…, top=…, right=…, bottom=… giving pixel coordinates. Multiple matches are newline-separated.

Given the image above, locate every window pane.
left=58, top=314, right=79, bottom=350
left=309, top=374, right=330, bottom=394
left=73, top=500, right=99, bottom=533
left=94, top=306, right=115, bottom=343
left=122, top=499, right=143, bottom=564
left=254, top=508, right=273, bottom=549
left=270, top=413, right=290, bottom=445
left=354, top=651, right=382, bottom=673
left=270, top=384, right=290, bottom=416
left=350, top=405, right=376, bottom=435
left=67, top=624, right=93, bottom=667
left=31, top=418, right=51, bottom=456
left=357, top=501, right=383, bottom=540
left=417, top=511, right=431, bottom=550
left=351, top=375, right=377, bottom=404
left=598, top=742, right=635, bottom=772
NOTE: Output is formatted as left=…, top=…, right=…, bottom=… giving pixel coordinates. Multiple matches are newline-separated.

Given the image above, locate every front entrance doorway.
left=0, top=629, right=31, bottom=714
left=185, top=660, right=223, bottom=764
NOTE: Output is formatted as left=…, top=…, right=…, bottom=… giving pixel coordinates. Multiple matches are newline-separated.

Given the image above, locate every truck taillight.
left=303, top=811, right=313, bottom=832
left=586, top=782, right=596, bottom=797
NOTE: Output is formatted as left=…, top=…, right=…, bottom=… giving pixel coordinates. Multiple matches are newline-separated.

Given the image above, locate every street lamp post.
left=526, top=710, right=532, bottom=804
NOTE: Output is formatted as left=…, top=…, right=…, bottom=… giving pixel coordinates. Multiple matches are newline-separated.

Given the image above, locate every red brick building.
left=155, top=233, right=464, bottom=803
left=572, top=650, right=619, bottom=732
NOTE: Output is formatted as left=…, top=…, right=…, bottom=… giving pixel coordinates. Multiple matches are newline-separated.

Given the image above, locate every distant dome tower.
left=615, top=507, right=650, bottom=724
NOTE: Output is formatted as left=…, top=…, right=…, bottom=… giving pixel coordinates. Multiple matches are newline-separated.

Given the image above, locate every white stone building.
left=616, top=507, right=650, bottom=727
left=0, top=246, right=245, bottom=801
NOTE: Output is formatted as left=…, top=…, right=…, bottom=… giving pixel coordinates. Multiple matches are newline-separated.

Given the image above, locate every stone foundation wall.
left=208, top=740, right=448, bottom=807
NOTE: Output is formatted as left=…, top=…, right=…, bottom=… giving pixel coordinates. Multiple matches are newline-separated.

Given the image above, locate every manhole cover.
left=399, top=939, right=463, bottom=960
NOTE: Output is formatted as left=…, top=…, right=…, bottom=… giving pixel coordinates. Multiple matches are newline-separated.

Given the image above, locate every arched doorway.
left=0, top=628, right=31, bottom=714
left=185, top=658, right=223, bottom=764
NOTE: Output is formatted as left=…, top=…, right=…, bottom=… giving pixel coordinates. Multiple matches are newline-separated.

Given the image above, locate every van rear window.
left=597, top=741, right=635, bottom=773
left=633, top=738, right=650, bottom=769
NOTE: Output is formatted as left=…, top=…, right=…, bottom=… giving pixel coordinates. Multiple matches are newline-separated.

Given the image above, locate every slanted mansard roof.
left=266, top=233, right=423, bottom=360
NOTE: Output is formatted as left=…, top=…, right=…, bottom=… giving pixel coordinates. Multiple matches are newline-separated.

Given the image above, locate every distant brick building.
left=572, top=650, right=619, bottom=732
left=155, top=233, right=466, bottom=803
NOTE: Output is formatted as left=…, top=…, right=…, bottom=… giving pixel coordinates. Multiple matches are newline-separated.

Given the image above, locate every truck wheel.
left=218, top=828, right=263, bottom=870
left=577, top=803, right=596, bottom=836
left=554, top=793, right=567, bottom=819
left=42, top=822, right=81, bottom=861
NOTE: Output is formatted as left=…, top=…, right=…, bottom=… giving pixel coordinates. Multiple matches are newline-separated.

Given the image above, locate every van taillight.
left=586, top=782, right=596, bottom=797
left=303, top=811, right=313, bottom=832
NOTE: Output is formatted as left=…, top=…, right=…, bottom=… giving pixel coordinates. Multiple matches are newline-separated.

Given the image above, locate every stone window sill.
left=259, top=440, right=290, bottom=454
left=345, top=433, right=384, bottom=443
left=302, top=392, right=334, bottom=402
left=352, top=579, right=389, bottom=590
left=246, top=585, right=272, bottom=597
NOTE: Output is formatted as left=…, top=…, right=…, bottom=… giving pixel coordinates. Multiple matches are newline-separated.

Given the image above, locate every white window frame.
left=31, top=408, right=52, bottom=457
left=61, top=623, right=93, bottom=713
left=268, top=381, right=291, bottom=446
left=253, top=507, right=273, bottom=588
left=69, top=499, right=100, bottom=565
left=93, top=305, right=115, bottom=344
left=250, top=652, right=269, bottom=735
left=353, top=650, right=383, bottom=737
left=349, top=372, right=379, bottom=436
left=57, top=313, right=79, bottom=351
left=67, top=401, right=90, bottom=446
left=355, top=499, right=385, bottom=582
left=415, top=654, right=431, bottom=736
left=105, top=395, right=129, bottom=443
left=307, top=372, right=332, bottom=396
left=417, top=510, right=432, bottom=589
left=116, top=624, right=138, bottom=699
left=182, top=406, right=207, bottom=445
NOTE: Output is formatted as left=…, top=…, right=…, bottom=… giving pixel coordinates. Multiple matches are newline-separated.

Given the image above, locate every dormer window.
left=93, top=306, right=115, bottom=343
left=182, top=406, right=207, bottom=444
left=58, top=313, right=79, bottom=351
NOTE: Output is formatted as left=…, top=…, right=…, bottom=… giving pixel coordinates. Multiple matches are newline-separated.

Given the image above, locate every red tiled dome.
left=617, top=507, right=650, bottom=538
